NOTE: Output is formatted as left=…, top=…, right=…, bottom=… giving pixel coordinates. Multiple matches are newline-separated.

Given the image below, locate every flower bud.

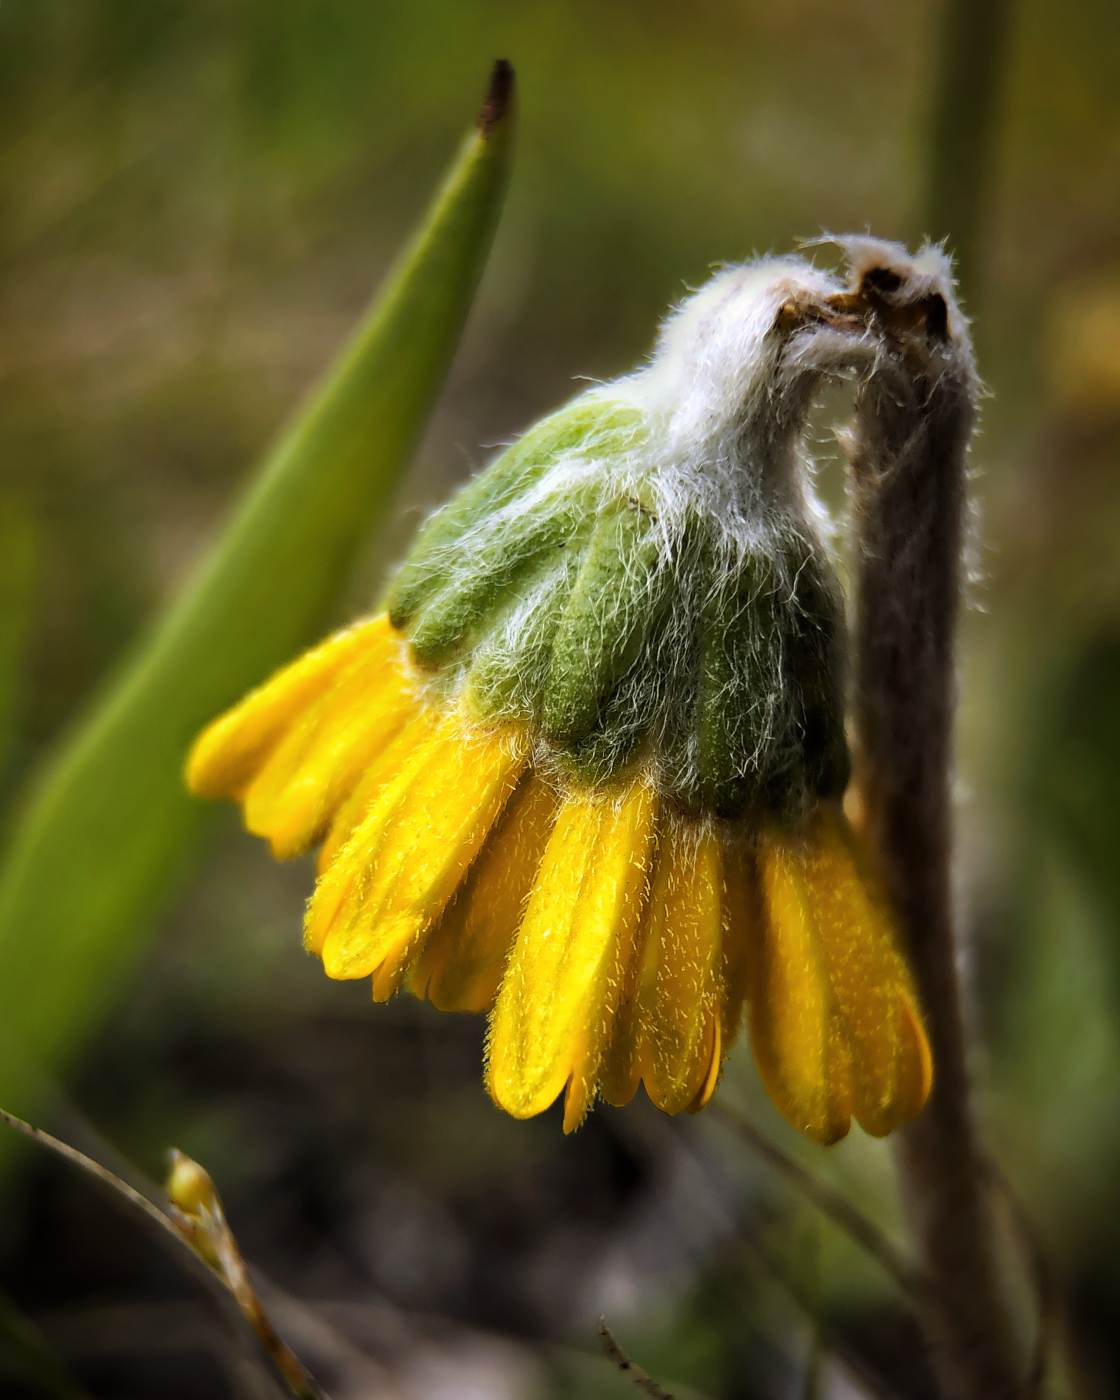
left=189, top=251, right=932, bottom=1144
left=387, top=257, right=871, bottom=823
left=166, top=1148, right=219, bottom=1218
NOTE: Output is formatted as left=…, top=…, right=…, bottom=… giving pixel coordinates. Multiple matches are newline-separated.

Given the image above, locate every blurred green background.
left=2, top=2, right=1119, bottom=1397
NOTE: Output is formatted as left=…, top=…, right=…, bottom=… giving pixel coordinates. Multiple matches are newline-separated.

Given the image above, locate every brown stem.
left=598, top=1321, right=676, bottom=1399
left=839, top=241, right=1023, bottom=1398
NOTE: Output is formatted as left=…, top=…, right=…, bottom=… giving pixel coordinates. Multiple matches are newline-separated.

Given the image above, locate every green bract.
left=380, top=264, right=851, bottom=817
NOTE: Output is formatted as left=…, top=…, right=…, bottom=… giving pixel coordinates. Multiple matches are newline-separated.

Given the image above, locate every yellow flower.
left=188, top=257, right=933, bottom=1144
left=187, top=614, right=929, bottom=1143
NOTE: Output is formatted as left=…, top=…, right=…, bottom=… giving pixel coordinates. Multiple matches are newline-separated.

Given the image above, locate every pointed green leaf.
left=0, top=62, right=516, bottom=1128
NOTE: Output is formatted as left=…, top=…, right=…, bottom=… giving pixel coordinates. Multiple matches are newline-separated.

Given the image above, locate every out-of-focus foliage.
left=0, top=2, right=1118, bottom=1398
left=0, top=52, right=512, bottom=1142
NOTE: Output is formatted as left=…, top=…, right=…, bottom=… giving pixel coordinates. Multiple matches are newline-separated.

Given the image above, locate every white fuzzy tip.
left=620, top=255, right=879, bottom=456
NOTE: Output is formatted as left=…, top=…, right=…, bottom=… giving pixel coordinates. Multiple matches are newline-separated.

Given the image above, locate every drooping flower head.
left=188, top=254, right=932, bottom=1144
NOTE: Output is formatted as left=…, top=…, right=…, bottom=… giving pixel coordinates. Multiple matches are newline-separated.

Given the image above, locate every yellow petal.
left=305, top=732, right=438, bottom=955
left=688, top=1018, right=723, bottom=1112
left=485, top=778, right=657, bottom=1130
left=718, top=832, right=756, bottom=1049
left=597, top=929, right=646, bottom=1110
left=186, top=617, right=392, bottom=798
left=799, top=806, right=933, bottom=1135
left=309, top=716, right=529, bottom=981
left=753, top=830, right=853, bottom=1145
left=370, top=936, right=417, bottom=1004
left=243, top=644, right=415, bottom=858
left=605, top=819, right=725, bottom=1115
left=410, top=774, right=560, bottom=1012
left=315, top=703, right=441, bottom=875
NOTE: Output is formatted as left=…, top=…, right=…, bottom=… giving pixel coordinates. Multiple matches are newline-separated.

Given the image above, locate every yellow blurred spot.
left=1049, top=280, right=1120, bottom=414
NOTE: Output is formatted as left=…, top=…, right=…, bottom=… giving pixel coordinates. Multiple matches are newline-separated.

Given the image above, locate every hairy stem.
left=841, top=246, right=1023, bottom=1398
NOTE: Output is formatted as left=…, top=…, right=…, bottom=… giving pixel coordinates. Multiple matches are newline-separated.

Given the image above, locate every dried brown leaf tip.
left=828, top=236, right=974, bottom=369
left=479, top=58, right=515, bottom=134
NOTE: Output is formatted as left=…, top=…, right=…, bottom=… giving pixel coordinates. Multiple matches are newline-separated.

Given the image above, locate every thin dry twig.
left=167, top=1150, right=327, bottom=1400
left=980, top=1159, right=1057, bottom=1400
left=612, top=1106, right=903, bottom=1396
left=48, top=1092, right=398, bottom=1397
left=0, top=1107, right=320, bottom=1400
left=1, top=1107, right=189, bottom=1247
left=712, top=1101, right=1074, bottom=1400
left=738, top=1219, right=901, bottom=1400
left=709, top=1102, right=930, bottom=1306
left=598, top=1320, right=675, bottom=1399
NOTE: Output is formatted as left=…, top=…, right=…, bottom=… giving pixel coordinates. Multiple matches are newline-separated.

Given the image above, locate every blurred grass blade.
left=0, top=1291, right=90, bottom=1400
left=0, top=62, right=515, bottom=1127
left=0, top=496, right=38, bottom=796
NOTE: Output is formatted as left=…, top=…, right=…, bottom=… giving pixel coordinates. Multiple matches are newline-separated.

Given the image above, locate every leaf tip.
left=479, top=58, right=515, bottom=135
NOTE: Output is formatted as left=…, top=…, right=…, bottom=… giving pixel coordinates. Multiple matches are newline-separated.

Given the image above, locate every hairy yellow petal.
left=898, top=997, right=935, bottom=1121
left=689, top=1018, right=723, bottom=1112
left=186, top=617, right=392, bottom=799
left=718, top=833, right=756, bottom=1049
left=311, top=718, right=528, bottom=980
left=243, top=644, right=415, bottom=859
left=643, top=823, right=724, bottom=1113
left=315, top=703, right=441, bottom=875
left=800, top=806, right=933, bottom=1135
left=410, top=774, right=560, bottom=1012
left=370, top=935, right=417, bottom=1004
left=753, top=831, right=853, bottom=1145
left=305, top=733, right=435, bottom=955
left=486, top=779, right=657, bottom=1129
left=598, top=926, right=646, bottom=1111
left=604, top=819, right=724, bottom=1115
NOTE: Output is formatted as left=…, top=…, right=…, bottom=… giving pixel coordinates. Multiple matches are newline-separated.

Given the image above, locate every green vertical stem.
left=923, top=0, right=1012, bottom=307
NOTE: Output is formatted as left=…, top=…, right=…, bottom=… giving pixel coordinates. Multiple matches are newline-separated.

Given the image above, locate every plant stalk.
left=923, top=0, right=1011, bottom=307
left=842, top=246, right=1023, bottom=1397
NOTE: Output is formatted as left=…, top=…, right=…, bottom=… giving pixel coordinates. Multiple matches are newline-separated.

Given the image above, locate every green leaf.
left=0, top=62, right=516, bottom=1132
left=0, top=495, right=38, bottom=796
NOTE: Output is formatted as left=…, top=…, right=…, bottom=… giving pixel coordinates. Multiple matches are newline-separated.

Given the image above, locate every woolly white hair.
left=385, top=252, right=896, bottom=811
left=403, top=253, right=882, bottom=661
left=584, top=254, right=882, bottom=552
